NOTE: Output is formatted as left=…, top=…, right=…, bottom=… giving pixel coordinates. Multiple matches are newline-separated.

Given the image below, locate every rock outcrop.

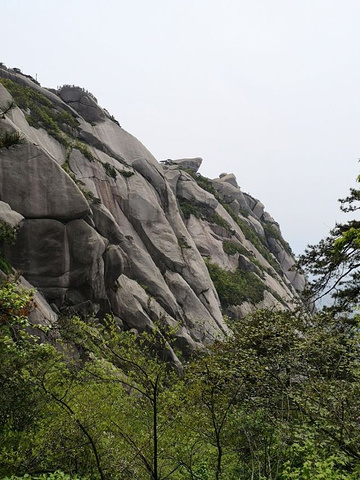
left=0, top=65, right=306, bottom=357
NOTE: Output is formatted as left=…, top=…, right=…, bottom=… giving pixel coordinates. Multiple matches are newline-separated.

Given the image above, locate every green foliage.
left=299, top=171, right=360, bottom=311
left=178, top=237, right=191, bottom=249
left=264, top=222, right=292, bottom=254
left=281, top=428, right=360, bottom=480
left=103, top=162, right=117, bottom=179
left=73, top=140, right=95, bottom=162
left=194, top=174, right=218, bottom=197
left=179, top=199, right=201, bottom=219
left=2, top=279, right=360, bottom=478
left=0, top=221, right=17, bottom=274
left=236, top=216, right=282, bottom=274
left=239, top=206, right=250, bottom=217
left=61, top=160, right=75, bottom=178
left=0, top=221, right=17, bottom=244
left=0, top=78, right=78, bottom=143
left=0, top=130, right=23, bottom=149
left=3, top=473, right=87, bottom=479
left=179, top=199, right=234, bottom=232
left=181, top=309, right=360, bottom=479
left=180, top=169, right=245, bottom=221
left=206, top=260, right=265, bottom=306
left=79, top=187, right=101, bottom=204
left=222, top=239, right=249, bottom=256
left=0, top=255, right=13, bottom=274
left=213, top=212, right=234, bottom=232
left=120, top=169, right=135, bottom=177
left=0, top=281, right=33, bottom=314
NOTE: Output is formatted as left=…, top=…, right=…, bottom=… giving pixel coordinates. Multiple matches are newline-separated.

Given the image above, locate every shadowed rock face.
left=0, top=69, right=306, bottom=357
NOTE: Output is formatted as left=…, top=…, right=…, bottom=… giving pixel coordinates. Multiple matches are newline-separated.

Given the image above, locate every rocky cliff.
left=0, top=65, right=305, bottom=356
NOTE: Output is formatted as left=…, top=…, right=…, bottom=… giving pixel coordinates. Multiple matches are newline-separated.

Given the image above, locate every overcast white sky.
left=1, top=0, right=360, bottom=254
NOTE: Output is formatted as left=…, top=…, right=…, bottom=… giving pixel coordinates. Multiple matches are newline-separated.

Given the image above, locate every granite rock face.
left=0, top=67, right=306, bottom=357
left=0, top=201, right=24, bottom=229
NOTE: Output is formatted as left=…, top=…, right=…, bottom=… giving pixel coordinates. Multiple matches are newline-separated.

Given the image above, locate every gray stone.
left=3, top=217, right=107, bottom=305
left=132, top=157, right=168, bottom=206
left=20, top=276, right=58, bottom=326
left=0, top=201, right=23, bottom=228
left=165, top=271, right=227, bottom=344
left=252, top=200, right=265, bottom=219
left=238, top=254, right=258, bottom=273
left=213, top=180, right=243, bottom=204
left=58, top=86, right=106, bottom=124
left=0, top=84, right=14, bottom=113
left=177, top=174, right=218, bottom=209
left=104, top=245, right=124, bottom=287
left=0, top=142, right=90, bottom=220
left=170, top=157, right=203, bottom=172
left=86, top=118, right=159, bottom=167
left=91, top=203, right=124, bottom=244
left=3, top=219, right=68, bottom=286
left=109, top=275, right=155, bottom=332
left=66, top=219, right=107, bottom=299
left=227, top=302, right=254, bottom=319
left=215, top=173, right=239, bottom=188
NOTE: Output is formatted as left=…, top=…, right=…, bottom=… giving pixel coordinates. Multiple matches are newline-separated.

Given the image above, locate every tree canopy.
left=1, top=279, right=360, bottom=479
left=299, top=172, right=360, bottom=311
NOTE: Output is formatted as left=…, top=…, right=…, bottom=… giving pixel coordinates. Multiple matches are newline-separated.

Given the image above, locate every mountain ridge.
left=0, top=64, right=305, bottom=358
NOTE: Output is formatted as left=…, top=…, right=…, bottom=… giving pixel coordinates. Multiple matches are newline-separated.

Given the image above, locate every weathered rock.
left=216, top=173, right=239, bottom=188
left=177, top=173, right=218, bottom=209
left=20, top=276, right=58, bottom=326
left=91, top=203, right=125, bottom=244
left=0, top=83, right=13, bottom=112
left=3, top=219, right=68, bottom=285
left=104, top=245, right=124, bottom=287
left=238, top=254, right=258, bottom=273
left=132, top=157, right=168, bottom=207
left=0, top=201, right=23, bottom=228
left=0, top=70, right=307, bottom=356
left=0, top=142, right=90, bottom=220
left=58, top=86, right=106, bottom=124
left=165, top=270, right=228, bottom=343
left=170, top=157, right=203, bottom=172
left=3, top=217, right=108, bottom=307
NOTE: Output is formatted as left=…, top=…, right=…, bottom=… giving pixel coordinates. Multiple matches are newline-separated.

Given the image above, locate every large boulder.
left=169, top=157, right=203, bottom=172
left=58, top=86, right=106, bottom=124
left=0, top=142, right=90, bottom=220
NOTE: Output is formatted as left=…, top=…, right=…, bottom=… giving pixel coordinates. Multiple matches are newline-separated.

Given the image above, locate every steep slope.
left=0, top=65, right=305, bottom=355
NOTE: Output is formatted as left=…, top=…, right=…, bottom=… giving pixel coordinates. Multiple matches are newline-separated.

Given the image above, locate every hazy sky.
left=1, top=0, right=360, bottom=254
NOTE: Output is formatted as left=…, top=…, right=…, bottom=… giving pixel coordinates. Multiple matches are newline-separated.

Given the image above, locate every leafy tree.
left=180, top=308, right=360, bottom=479
left=2, top=278, right=360, bottom=479
left=299, top=172, right=360, bottom=311
left=43, top=316, right=186, bottom=480
left=0, top=282, right=55, bottom=477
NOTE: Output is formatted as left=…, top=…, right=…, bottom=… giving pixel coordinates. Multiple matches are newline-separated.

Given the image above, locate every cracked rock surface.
left=0, top=69, right=306, bottom=357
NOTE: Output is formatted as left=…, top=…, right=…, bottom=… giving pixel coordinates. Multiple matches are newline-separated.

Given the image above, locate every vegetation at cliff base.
left=1, top=272, right=360, bottom=479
